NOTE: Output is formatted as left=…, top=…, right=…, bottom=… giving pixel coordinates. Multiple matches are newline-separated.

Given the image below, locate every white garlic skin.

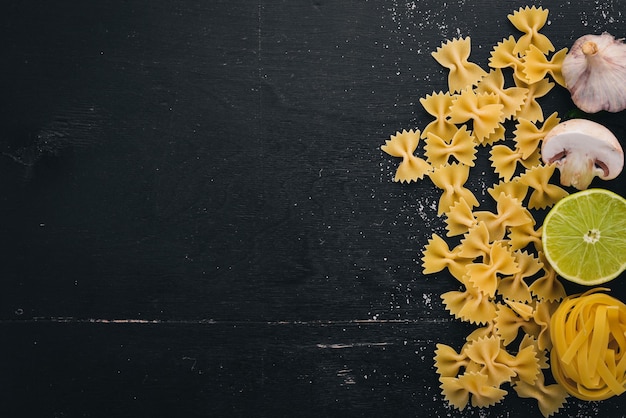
left=562, top=32, right=626, bottom=113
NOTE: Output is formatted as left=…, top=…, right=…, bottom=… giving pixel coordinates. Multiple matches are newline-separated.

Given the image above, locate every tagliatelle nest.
left=380, top=6, right=576, bottom=417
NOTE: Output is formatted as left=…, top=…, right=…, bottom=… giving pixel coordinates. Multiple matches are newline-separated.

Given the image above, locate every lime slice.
left=542, top=188, right=626, bottom=285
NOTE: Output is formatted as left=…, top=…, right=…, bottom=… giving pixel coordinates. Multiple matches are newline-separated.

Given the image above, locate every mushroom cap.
left=541, top=119, right=624, bottom=180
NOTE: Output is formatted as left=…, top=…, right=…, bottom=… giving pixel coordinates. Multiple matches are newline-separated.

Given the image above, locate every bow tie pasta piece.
left=532, top=300, right=559, bottom=351
left=496, top=343, right=541, bottom=385
left=419, top=91, right=459, bottom=140
left=476, top=69, right=529, bottom=120
left=464, top=336, right=517, bottom=386
left=495, top=302, right=540, bottom=346
left=529, top=251, right=567, bottom=302
left=421, top=233, right=473, bottom=281
left=432, top=37, right=488, bottom=93
left=522, top=46, right=567, bottom=86
left=508, top=218, right=543, bottom=252
left=513, top=368, right=569, bottom=418
left=489, top=36, right=526, bottom=81
left=498, top=250, right=543, bottom=303
left=481, top=123, right=507, bottom=147
left=435, top=343, right=470, bottom=378
left=442, top=281, right=497, bottom=325
left=466, top=242, right=520, bottom=298
left=490, top=143, right=542, bottom=182
left=488, top=177, right=529, bottom=204
left=474, top=193, right=534, bottom=242
left=458, top=221, right=492, bottom=259
left=513, top=112, right=560, bottom=159
left=508, top=6, right=555, bottom=56
left=380, top=129, right=432, bottom=183
left=513, top=76, right=555, bottom=123
left=519, top=164, right=569, bottom=209
left=448, top=89, right=504, bottom=142
left=439, top=372, right=508, bottom=410
left=424, top=126, right=478, bottom=168
left=428, top=163, right=479, bottom=215
left=444, top=197, right=478, bottom=237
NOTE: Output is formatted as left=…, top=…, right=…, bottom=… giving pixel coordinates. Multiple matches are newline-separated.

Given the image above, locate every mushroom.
left=541, top=119, right=624, bottom=190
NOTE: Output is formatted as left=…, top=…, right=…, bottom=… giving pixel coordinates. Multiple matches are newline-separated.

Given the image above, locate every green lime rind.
left=542, top=188, right=626, bottom=286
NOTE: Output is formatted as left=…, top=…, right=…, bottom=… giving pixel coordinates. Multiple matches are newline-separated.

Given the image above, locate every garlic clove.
left=562, top=32, right=626, bottom=113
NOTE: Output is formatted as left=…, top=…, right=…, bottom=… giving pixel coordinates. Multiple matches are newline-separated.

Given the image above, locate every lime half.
left=542, top=188, right=626, bottom=286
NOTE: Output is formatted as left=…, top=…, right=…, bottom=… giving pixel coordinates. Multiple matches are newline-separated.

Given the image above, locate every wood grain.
left=1, top=1, right=626, bottom=417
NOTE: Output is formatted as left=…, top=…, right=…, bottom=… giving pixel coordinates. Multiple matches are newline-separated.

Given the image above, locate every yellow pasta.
left=529, top=252, right=566, bottom=302
left=381, top=129, right=432, bottom=182
left=424, top=125, right=477, bottom=168
left=440, top=372, right=508, bottom=410
left=513, top=367, right=569, bottom=417
left=476, top=69, right=529, bottom=120
left=533, top=300, right=559, bottom=351
left=421, top=233, right=472, bottom=281
left=513, top=76, right=554, bottom=122
left=498, top=249, right=542, bottom=302
left=474, top=193, right=534, bottom=241
left=444, top=197, right=477, bottom=237
left=488, top=177, right=529, bottom=204
left=508, top=220, right=542, bottom=252
left=481, top=123, right=507, bottom=147
left=466, top=242, right=520, bottom=298
left=497, top=341, right=541, bottom=384
left=550, top=289, right=626, bottom=401
left=489, top=36, right=526, bottom=81
left=495, top=302, right=539, bottom=346
left=441, top=281, right=497, bottom=325
left=434, top=343, right=470, bottom=378
left=458, top=221, right=492, bottom=259
left=379, top=7, right=591, bottom=415
left=465, top=336, right=516, bottom=386
left=489, top=143, right=541, bottom=182
left=508, top=6, right=555, bottom=55
left=428, top=162, right=479, bottom=215
left=431, top=37, right=488, bottom=93
left=518, top=164, right=569, bottom=209
left=522, top=46, right=567, bottom=86
left=448, top=89, right=504, bottom=141
left=419, top=91, right=458, bottom=140
left=513, top=112, right=560, bottom=159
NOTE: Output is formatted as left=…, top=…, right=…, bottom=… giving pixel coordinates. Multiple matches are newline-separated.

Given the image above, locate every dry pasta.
left=550, top=289, right=626, bottom=401
left=380, top=6, right=585, bottom=416
left=431, top=37, right=487, bottom=93
left=507, top=6, right=554, bottom=55
left=419, top=91, right=458, bottom=140
left=522, top=46, right=568, bottom=86
left=381, top=129, right=432, bottom=182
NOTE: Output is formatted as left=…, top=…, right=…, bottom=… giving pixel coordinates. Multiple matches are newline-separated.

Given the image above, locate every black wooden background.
left=1, top=1, right=626, bottom=417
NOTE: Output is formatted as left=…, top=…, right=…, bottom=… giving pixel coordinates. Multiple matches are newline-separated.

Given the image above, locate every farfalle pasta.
left=476, top=69, right=528, bottom=120
left=448, top=89, right=504, bottom=141
left=522, top=46, right=568, bottom=86
left=508, top=6, right=554, bottom=55
left=489, top=36, right=526, bottom=81
left=424, top=126, right=477, bottom=168
left=419, top=91, right=458, bottom=140
left=514, top=76, right=554, bottom=122
left=519, top=164, right=569, bottom=209
left=428, top=162, right=479, bottom=215
left=431, top=37, right=487, bottom=93
left=379, top=6, right=584, bottom=416
left=381, top=129, right=432, bottom=182
left=466, top=242, right=520, bottom=298
left=513, top=112, right=560, bottom=159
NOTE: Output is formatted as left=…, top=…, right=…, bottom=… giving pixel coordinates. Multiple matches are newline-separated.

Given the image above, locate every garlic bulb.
left=561, top=32, right=626, bottom=113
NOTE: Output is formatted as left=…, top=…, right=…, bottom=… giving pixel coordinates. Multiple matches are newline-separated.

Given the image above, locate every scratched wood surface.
left=1, top=1, right=626, bottom=417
